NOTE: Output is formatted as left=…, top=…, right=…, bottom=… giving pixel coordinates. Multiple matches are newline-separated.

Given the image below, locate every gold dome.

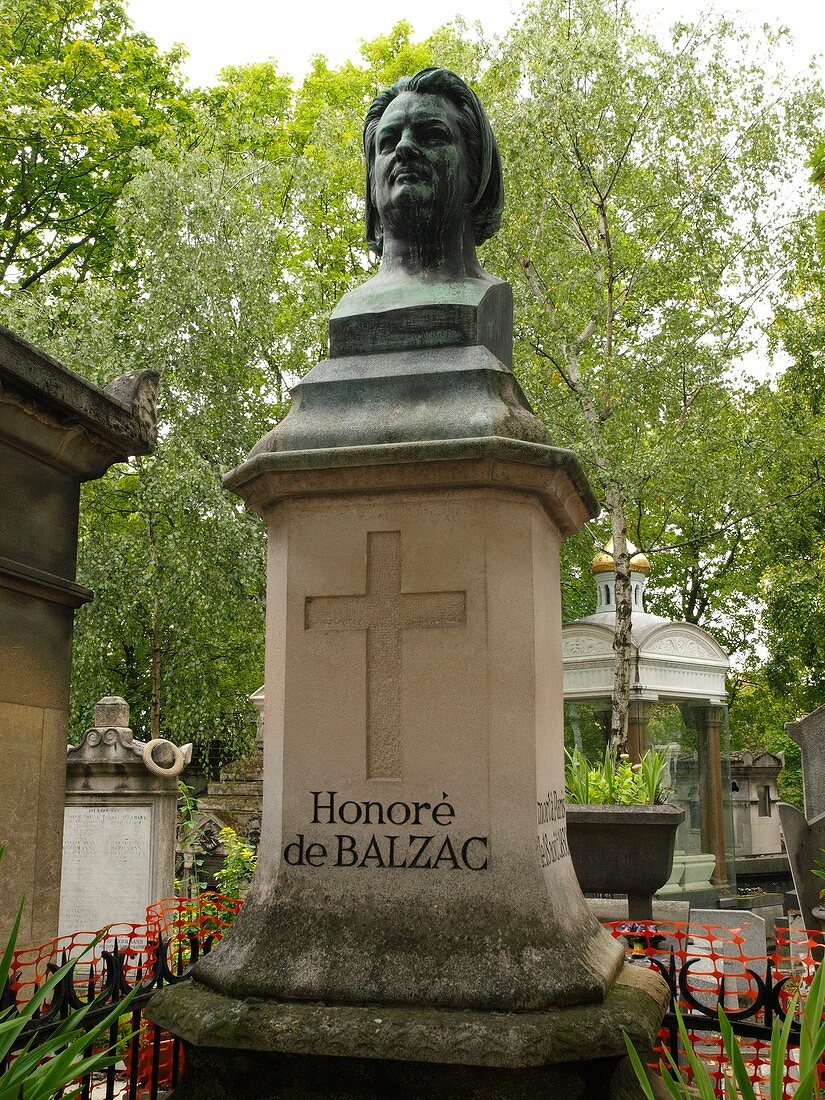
left=630, top=548, right=651, bottom=576
left=590, top=538, right=651, bottom=576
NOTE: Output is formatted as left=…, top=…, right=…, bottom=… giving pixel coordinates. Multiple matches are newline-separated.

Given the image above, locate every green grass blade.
left=660, top=1033, right=714, bottom=1099
left=801, top=960, right=825, bottom=1074
left=769, top=999, right=797, bottom=1100
left=0, top=898, right=22, bottom=994
left=622, top=1031, right=658, bottom=1099
left=717, top=1005, right=756, bottom=1100
left=656, top=1057, right=690, bottom=1100
left=672, top=1006, right=718, bottom=1100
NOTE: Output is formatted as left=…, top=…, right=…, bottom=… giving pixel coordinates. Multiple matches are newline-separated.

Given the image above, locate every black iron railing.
left=2, top=934, right=211, bottom=1099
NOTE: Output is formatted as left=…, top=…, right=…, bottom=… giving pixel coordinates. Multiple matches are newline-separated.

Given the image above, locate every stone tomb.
left=148, top=67, right=667, bottom=1099
left=59, top=696, right=191, bottom=935
left=0, top=325, right=157, bottom=945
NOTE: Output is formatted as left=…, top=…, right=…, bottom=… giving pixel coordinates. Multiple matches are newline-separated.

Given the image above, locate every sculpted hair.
left=363, top=67, right=504, bottom=254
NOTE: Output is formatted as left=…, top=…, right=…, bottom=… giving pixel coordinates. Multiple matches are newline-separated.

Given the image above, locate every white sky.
left=124, top=0, right=824, bottom=88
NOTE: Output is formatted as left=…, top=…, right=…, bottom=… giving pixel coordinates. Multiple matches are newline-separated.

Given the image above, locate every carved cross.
left=305, top=530, right=466, bottom=779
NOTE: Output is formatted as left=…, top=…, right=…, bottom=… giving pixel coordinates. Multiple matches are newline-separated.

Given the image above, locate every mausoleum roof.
left=563, top=545, right=729, bottom=706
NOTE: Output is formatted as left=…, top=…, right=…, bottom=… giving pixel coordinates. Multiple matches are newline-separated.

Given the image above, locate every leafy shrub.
left=214, top=827, right=256, bottom=899
left=565, top=747, right=672, bottom=805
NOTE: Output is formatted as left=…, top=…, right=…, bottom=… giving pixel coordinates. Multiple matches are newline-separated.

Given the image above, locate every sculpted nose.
left=395, top=129, right=418, bottom=160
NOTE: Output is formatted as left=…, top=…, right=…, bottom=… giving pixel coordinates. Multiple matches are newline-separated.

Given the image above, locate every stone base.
left=148, top=965, right=668, bottom=1100
left=166, top=1045, right=654, bottom=1099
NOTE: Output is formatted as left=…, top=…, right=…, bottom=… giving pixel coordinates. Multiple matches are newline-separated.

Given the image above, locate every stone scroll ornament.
left=66, top=696, right=192, bottom=777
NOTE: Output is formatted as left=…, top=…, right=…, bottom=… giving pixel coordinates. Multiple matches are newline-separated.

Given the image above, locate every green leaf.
left=621, top=1030, right=658, bottom=1099
left=717, top=1005, right=756, bottom=1100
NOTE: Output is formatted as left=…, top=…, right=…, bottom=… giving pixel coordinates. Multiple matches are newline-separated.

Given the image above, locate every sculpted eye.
left=423, top=127, right=448, bottom=143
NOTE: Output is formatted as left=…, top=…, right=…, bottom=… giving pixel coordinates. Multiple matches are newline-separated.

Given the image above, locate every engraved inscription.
left=59, top=805, right=152, bottom=934
left=283, top=790, right=489, bottom=870
left=537, top=788, right=568, bottom=869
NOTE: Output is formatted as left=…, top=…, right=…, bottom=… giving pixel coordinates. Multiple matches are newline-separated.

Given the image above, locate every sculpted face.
left=371, top=91, right=473, bottom=246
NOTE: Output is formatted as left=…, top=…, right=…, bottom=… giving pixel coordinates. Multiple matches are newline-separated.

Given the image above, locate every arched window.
left=605, top=585, right=611, bottom=605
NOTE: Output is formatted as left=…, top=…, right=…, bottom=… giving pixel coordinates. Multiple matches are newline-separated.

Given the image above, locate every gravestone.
left=59, top=696, right=191, bottom=935
left=786, top=705, right=825, bottom=819
left=0, top=326, right=157, bottom=945
left=778, top=804, right=825, bottom=931
left=690, top=909, right=767, bottom=1008
left=148, top=68, right=667, bottom=1098
left=779, top=705, right=825, bottom=933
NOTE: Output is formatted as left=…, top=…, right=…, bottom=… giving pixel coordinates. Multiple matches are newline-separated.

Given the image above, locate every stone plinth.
left=147, top=131, right=667, bottom=1087
left=0, top=325, right=157, bottom=945
left=152, top=964, right=668, bottom=1100
left=148, top=441, right=667, bottom=1094
left=59, top=696, right=191, bottom=935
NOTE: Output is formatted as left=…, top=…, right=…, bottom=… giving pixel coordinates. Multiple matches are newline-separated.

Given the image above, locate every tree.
left=1, top=144, right=291, bottom=761
left=479, top=0, right=822, bottom=750
left=727, top=672, right=804, bottom=809
left=758, top=165, right=825, bottom=721
left=4, top=2, right=818, bottom=773
left=0, top=0, right=191, bottom=289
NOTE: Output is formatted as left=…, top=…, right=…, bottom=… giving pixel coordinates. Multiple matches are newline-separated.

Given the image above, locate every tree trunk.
left=146, top=501, right=162, bottom=740
left=150, top=612, right=161, bottom=740
left=606, top=486, right=632, bottom=755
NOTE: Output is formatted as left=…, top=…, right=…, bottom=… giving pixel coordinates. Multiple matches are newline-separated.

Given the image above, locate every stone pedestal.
left=149, top=441, right=667, bottom=1093
left=148, top=251, right=666, bottom=1093
left=190, top=458, right=623, bottom=1007
left=0, top=325, right=156, bottom=945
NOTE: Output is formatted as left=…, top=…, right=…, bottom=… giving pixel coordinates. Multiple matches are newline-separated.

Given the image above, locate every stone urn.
left=566, top=803, right=685, bottom=920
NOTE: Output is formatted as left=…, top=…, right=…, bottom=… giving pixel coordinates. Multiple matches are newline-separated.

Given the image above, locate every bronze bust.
left=240, top=67, right=553, bottom=456
left=363, top=67, right=503, bottom=281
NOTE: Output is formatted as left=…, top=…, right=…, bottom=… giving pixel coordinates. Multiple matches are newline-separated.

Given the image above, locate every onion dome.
left=590, top=537, right=651, bottom=576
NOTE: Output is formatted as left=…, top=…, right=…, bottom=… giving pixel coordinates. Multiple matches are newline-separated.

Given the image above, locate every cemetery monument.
left=0, top=326, right=157, bottom=945
left=148, top=67, right=668, bottom=1098
left=59, top=695, right=191, bottom=935
left=779, top=705, right=825, bottom=933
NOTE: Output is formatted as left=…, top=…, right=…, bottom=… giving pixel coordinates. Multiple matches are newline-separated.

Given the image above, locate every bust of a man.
left=240, top=67, right=546, bottom=462
left=333, top=68, right=505, bottom=320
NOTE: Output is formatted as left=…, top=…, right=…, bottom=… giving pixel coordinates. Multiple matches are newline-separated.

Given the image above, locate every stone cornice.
left=0, top=325, right=157, bottom=479
left=224, top=436, right=599, bottom=537
left=0, top=555, right=92, bottom=607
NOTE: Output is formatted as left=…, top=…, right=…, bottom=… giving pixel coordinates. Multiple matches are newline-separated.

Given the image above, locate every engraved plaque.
left=58, top=804, right=153, bottom=935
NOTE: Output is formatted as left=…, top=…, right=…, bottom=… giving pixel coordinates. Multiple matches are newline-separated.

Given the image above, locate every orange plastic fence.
left=7, top=906, right=823, bottom=1099
left=7, top=893, right=242, bottom=1099
left=8, top=921, right=158, bottom=1008
left=607, top=919, right=825, bottom=1098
